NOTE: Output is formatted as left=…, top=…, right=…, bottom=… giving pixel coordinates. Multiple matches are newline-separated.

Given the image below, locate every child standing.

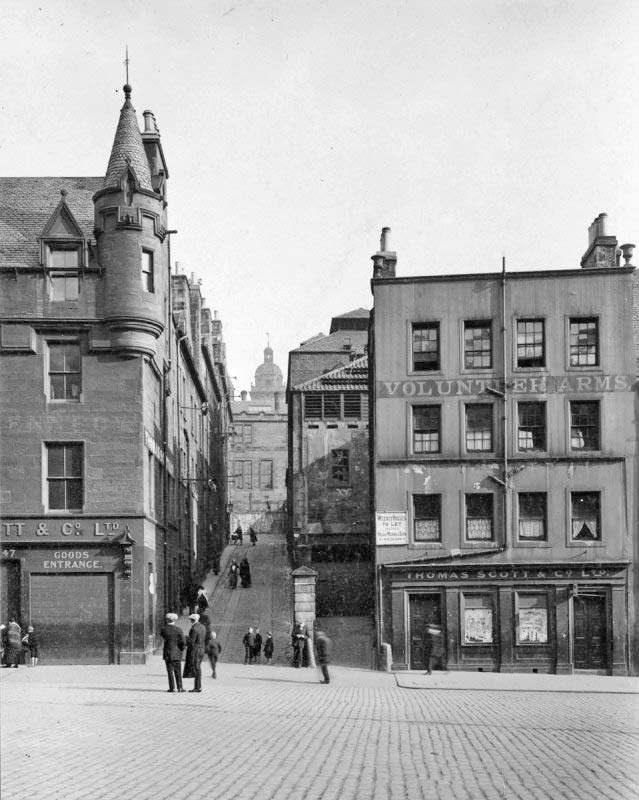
left=22, top=626, right=39, bottom=667
left=263, top=632, right=274, bottom=665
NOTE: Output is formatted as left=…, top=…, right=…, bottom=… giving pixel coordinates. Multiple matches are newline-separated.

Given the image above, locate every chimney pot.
left=143, top=110, right=154, bottom=133
left=241, top=390, right=247, bottom=401
left=596, top=213, right=608, bottom=237
left=380, top=227, right=391, bottom=252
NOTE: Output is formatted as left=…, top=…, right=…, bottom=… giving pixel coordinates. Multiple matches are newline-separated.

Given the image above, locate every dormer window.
left=48, top=246, right=80, bottom=301
left=38, top=191, right=86, bottom=300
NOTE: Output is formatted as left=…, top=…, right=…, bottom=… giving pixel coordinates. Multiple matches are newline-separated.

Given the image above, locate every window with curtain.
left=517, top=492, right=547, bottom=541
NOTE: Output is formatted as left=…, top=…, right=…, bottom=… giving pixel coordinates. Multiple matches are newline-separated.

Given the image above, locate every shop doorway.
left=573, top=594, right=608, bottom=672
left=409, top=593, right=442, bottom=670
left=30, top=573, right=114, bottom=664
left=0, top=560, right=21, bottom=622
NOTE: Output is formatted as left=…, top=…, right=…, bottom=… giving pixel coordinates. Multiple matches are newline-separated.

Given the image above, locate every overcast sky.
left=2, top=0, right=638, bottom=392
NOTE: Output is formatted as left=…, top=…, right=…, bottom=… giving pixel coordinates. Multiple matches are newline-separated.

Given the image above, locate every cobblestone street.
left=2, top=661, right=638, bottom=800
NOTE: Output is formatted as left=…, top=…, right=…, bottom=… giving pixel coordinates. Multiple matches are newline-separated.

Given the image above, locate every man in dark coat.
left=291, top=622, right=306, bottom=668
left=183, top=613, right=206, bottom=692
left=160, top=612, right=186, bottom=692
left=315, top=630, right=331, bottom=684
left=239, top=557, right=251, bottom=588
left=242, top=627, right=256, bottom=664
left=254, top=628, right=263, bottom=663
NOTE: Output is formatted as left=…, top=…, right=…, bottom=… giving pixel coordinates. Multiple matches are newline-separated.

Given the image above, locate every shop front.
left=0, top=516, right=149, bottom=664
left=381, top=562, right=629, bottom=676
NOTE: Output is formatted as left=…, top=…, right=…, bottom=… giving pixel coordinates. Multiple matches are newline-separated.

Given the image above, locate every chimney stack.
left=371, top=226, right=397, bottom=279
left=581, top=213, right=618, bottom=269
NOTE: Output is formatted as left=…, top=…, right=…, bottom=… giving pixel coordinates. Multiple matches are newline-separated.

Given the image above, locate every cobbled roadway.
left=1, top=663, right=637, bottom=800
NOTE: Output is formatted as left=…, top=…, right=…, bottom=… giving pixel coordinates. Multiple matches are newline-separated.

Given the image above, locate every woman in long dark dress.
left=228, top=559, right=239, bottom=589
left=239, top=557, right=251, bottom=588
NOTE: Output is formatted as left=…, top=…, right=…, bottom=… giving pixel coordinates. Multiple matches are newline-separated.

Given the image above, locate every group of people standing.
left=160, top=610, right=222, bottom=693
left=241, top=627, right=274, bottom=665
left=231, top=524, right=258, bottom=546
left=1, top=619, right=39, bottom=668
left=228, top=556, right=251, bottom=589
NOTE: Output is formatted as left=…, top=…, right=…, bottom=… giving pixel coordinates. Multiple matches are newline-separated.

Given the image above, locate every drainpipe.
left=501, top=256, right=509, bottom=549
left=163, top=230, right=177, bottom=616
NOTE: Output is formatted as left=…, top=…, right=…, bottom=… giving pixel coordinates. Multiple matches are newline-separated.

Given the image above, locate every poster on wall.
left=375, top=512, right=408, bottom=546
left=464, top=608, right=493, bottom=643
left=518, top=608, right=548, bottom=643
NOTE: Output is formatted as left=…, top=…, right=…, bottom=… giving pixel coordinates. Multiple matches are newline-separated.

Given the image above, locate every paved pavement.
left=2, top=658, right=638, bottom=800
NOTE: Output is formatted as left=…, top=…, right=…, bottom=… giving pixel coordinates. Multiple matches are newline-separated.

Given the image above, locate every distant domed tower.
left=250, top=342, right=285, bottom=409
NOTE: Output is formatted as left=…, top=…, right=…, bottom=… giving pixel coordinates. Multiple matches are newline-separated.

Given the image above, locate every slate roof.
left=290, top=328, right=368, bottom=353
left=103, top=92, right=153, bottom=191
left=332, top=308, right=370, bottom=319
left=0, top=177, right=101, bottom=269
left=295, top=355, right=368, bottom=391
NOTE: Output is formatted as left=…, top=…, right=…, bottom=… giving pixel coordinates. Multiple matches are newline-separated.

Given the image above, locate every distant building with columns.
left=229, top=343, right=287, bottom=534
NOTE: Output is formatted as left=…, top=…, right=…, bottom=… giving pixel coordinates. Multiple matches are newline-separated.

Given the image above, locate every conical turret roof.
left=103, top=85, right=153, bottom=191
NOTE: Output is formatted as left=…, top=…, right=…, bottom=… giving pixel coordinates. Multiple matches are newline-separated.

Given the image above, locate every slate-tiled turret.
left=92, top=84, right=167, bottom=356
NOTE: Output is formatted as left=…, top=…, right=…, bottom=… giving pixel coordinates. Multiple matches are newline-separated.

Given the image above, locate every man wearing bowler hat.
left=183, top=613, right=206, bottom=692
left=160, top=613, right=186, bottom=693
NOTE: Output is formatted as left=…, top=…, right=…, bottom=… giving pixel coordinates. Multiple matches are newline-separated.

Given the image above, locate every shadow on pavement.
left=237, top=675, right=319, bottom=685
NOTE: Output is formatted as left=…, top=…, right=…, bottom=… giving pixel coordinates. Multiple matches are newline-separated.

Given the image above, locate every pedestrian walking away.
left=21, top=625, right=39, bottom=667
left=3, top=618, right=21, bottom=668
left=263, top=632, right=274, bottom=664
left=195, top=586, right=209, bottom=615
left=206, top=631, right=222, bottom=678
left=424, top=622, right=444, bottom=675
left=228, top=559, right=239, bottom=589
left=315, top=630, right=331, bottom=684
left=239, top=556, right=251, bottom=588
left=254, top=628, right=263, bottom=663
left=242, top=626, right=256, bottom=664
left=160, top=612, right=186, bottom=693
left=183, top=613, right=206, bottom=692
left=249, top=527, right=257, bottom=546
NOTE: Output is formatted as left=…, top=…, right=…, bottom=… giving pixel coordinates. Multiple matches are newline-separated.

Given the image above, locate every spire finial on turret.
left=123, top=46, right=132, bottom=100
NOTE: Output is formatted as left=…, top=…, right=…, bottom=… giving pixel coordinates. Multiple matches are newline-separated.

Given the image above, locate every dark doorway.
left=0, top=561, right=21, bottom=623
left=409, top=593, right=442, bottom=670
left=574, top=594, right=608, bottom=671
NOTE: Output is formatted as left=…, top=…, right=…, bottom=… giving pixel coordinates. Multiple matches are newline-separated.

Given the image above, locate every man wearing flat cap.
left=160, top=613, right=186, bottom=693
left=183, top=613, right=206, bottom=692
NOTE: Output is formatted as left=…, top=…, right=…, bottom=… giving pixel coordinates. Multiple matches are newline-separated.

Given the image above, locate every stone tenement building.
left=287, top=309, right=373, bottom=631
left=369, top=222, right=638, bottom=675
left=229, top=343, right=287, bottom=533
left=0, top=84, right=233, bottom=664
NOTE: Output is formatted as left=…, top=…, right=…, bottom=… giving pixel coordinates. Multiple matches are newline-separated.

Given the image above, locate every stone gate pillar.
left=292, top=565, right=318, bottom=668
